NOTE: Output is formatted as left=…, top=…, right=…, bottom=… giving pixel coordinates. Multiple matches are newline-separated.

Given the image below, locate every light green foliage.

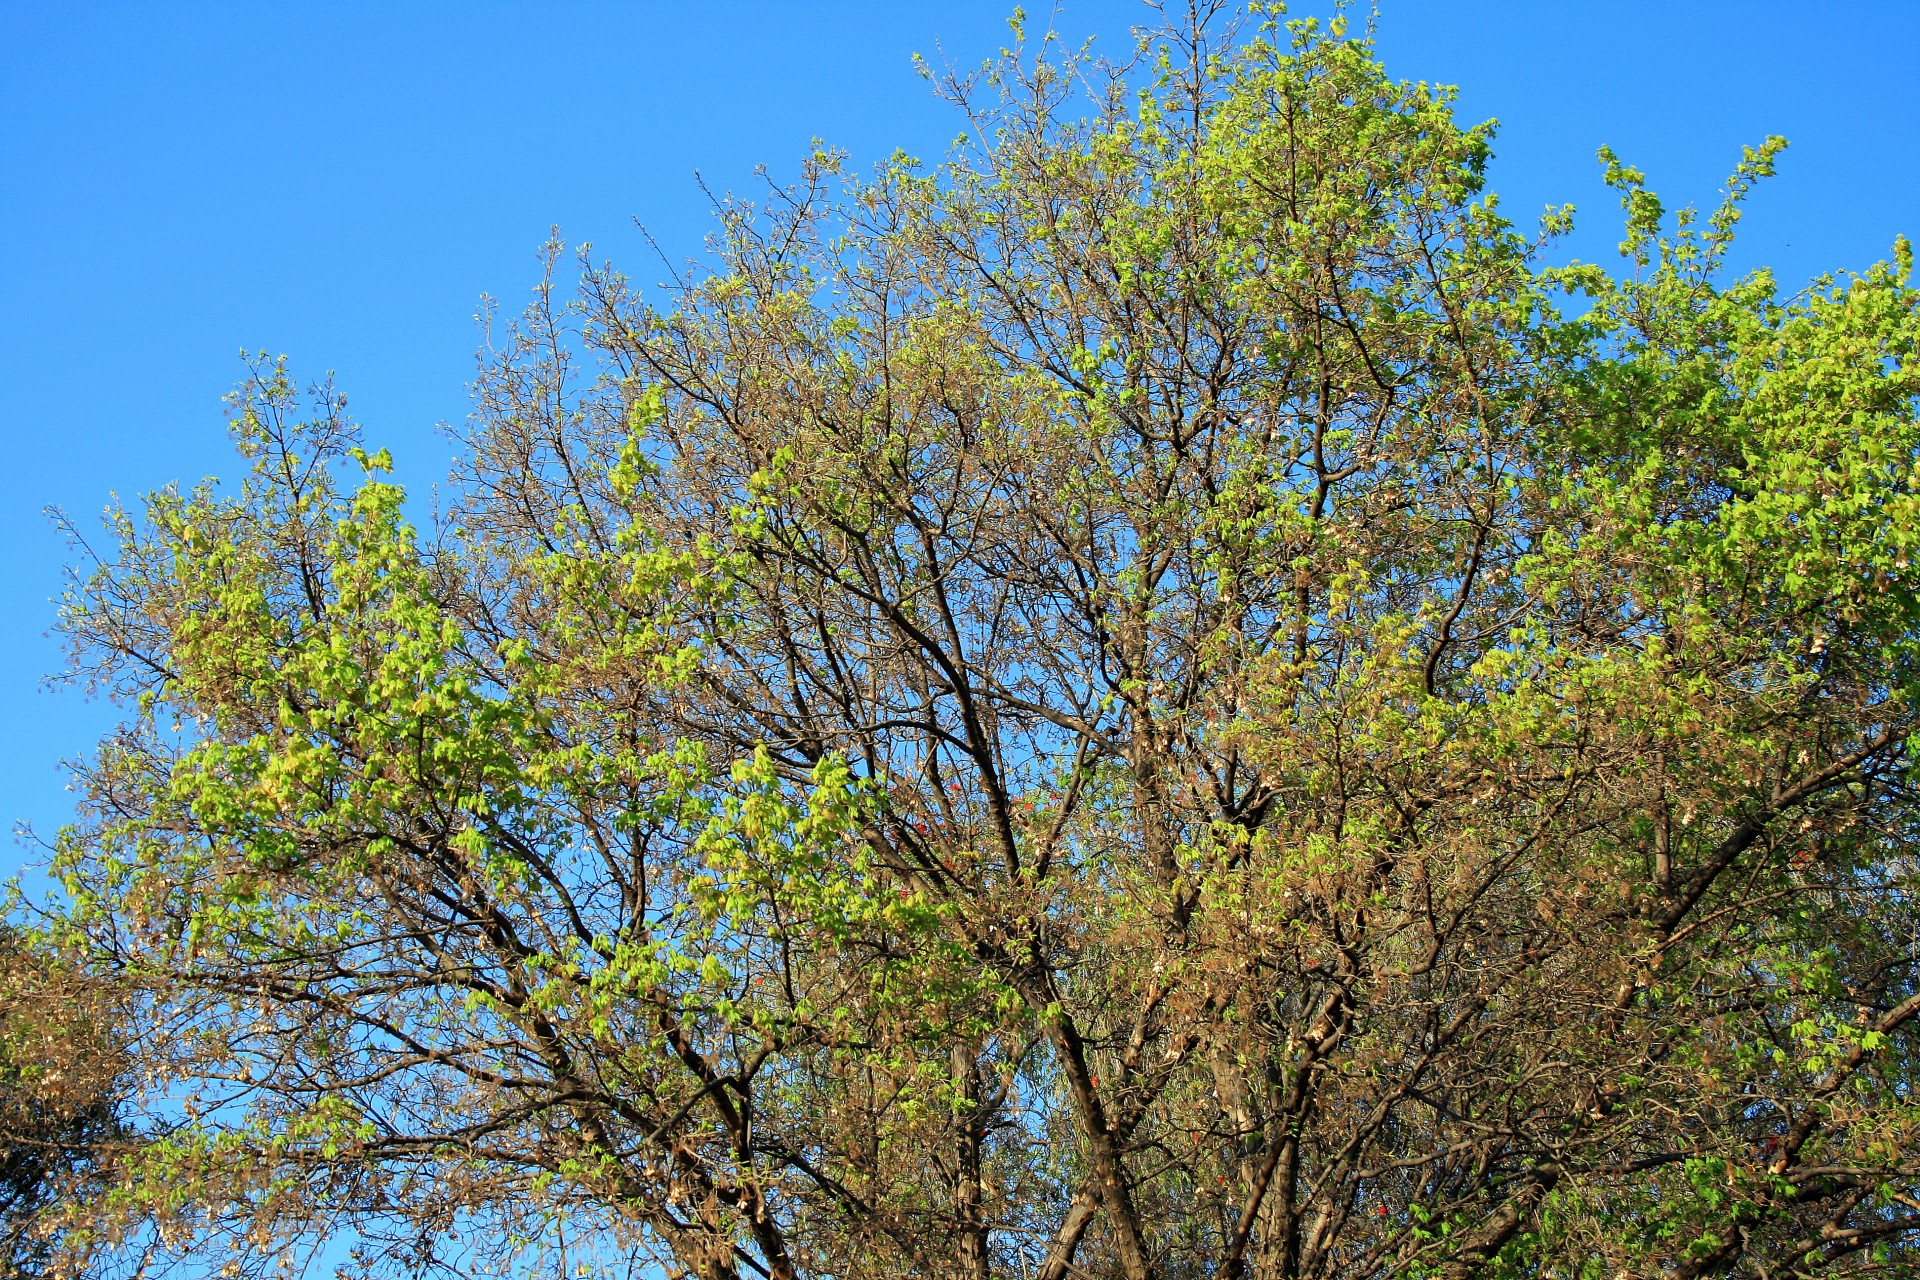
left=34, top=9, right=1920, bottom=1280
left=53, top=360, right=944, bottom=1279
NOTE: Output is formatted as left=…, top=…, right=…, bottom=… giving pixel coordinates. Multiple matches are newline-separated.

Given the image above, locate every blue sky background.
left=2, top=1, right=1916, bottom=888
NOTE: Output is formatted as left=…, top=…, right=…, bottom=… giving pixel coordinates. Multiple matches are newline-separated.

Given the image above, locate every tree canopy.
left=27, top=8, right=1920, bottom=1279
left=0, top=925, right=130, bottom=1277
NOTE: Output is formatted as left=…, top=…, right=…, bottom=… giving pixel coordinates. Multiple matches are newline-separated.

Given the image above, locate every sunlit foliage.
left=34, top=7, right=1920, bottom=1278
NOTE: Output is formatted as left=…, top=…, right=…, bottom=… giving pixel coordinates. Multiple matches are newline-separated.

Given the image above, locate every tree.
left=41, top=8, right=1920, bottom=1278
left=0, top=925, right=130, bottom=1278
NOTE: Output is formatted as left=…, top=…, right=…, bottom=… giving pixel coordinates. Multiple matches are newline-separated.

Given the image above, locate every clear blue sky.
left=3, top=1, right=1916, bottom=885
